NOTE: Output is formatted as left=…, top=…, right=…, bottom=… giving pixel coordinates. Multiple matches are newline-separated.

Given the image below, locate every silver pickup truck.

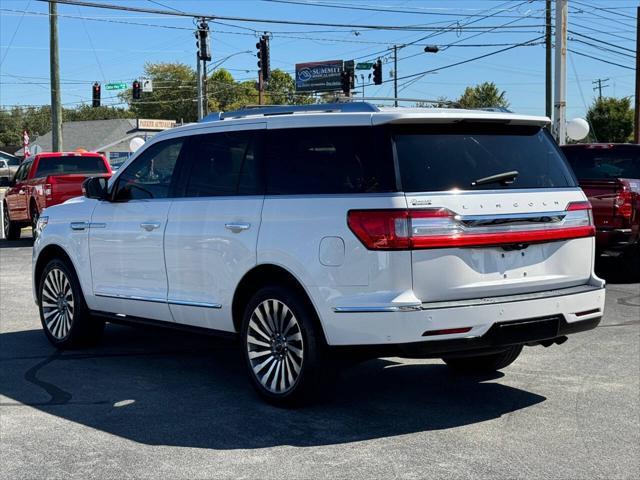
left=0, top=152, right=20, bottom=185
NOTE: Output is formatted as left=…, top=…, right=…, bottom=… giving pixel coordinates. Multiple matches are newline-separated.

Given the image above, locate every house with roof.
left=15, top=118, right=177, bottom=168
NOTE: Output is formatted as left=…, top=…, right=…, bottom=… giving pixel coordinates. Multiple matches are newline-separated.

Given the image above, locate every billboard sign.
left=295, top=60, right=343, bottom=92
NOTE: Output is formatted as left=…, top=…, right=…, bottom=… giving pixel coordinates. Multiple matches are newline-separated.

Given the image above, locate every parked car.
left=32, top=103, right=605, bottom=406
left=3, top=152, right=111, bottom=240
left=0, top=151, right=20, bottom=186
left=561, top=143, right=639, bottom=274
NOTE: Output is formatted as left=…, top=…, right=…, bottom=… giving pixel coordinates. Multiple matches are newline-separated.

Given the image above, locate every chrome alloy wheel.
left=41, top=268, right=75, bottom=339
left=246, top=299, right=304, bottom=394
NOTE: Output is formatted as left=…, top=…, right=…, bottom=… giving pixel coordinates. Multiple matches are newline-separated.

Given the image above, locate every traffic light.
left=256, top=34, right=270, bottom=82
left=92, top=82, right=101, bottom=108
left=196, top=20, right=211, bottom=61
left=373, top=60, right=382, bottom=85
left=132, top=80, right=141, bottom=100
left=341, top=69, right=354, bottom=96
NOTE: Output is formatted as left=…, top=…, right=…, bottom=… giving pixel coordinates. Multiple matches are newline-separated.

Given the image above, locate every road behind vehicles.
left=561, top=144, right=640, bottom=274
left=33, top=103, right=605, bottom=407
left=2, top=152, right=111, bottom=240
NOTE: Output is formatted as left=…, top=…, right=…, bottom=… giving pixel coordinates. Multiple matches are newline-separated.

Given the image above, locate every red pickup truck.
left=561, top=143, right=639, bottom=274
left=2, top=152, right=111, bottom=240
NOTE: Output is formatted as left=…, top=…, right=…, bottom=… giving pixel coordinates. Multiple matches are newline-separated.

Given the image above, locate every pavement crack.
left=23, top=350, right=73, bottom=406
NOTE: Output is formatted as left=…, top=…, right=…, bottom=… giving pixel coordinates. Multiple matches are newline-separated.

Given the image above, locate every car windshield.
left=562, top=147, right=640, bottom=180
left=393, top=124, right=576, bottom=192
left=35, top=155, right=108, bottom=176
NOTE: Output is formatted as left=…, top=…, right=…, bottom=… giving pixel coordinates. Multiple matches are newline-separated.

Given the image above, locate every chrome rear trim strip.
left=333, top=305, right=422, bottom=313
left=420, top=284, right=603, bottom=310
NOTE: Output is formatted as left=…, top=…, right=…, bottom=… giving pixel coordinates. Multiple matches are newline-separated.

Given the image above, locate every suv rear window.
left=562, top=147, right=640, bottom=180
left=35, top=155, right=108, bottom=177
left=265, top=127, right=396, bottom=194
left=394, top=124, right=577, bottom=192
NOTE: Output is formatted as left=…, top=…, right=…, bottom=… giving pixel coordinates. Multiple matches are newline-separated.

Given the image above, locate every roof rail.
left=200, top=102, right=379, bottom=122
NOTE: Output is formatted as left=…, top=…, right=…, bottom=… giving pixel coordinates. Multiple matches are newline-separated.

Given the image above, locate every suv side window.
left=183, top=130, right=261, bottom=197
left=113, top=139, right=183, bottom=201
left=265, top=127, right=395, bottom=195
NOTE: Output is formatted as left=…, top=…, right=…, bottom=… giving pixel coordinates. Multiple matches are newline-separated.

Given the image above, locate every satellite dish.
left=129, top=137, right=145, bottom=152
left=567, top=118, right=590, bottom=141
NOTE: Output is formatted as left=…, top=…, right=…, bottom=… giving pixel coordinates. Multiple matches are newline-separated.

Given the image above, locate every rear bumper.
left=323, top=283, right=605, bottom=347
left=333, top=315, right=601, bottom=359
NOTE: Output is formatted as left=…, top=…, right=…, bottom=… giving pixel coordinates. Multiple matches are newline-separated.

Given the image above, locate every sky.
left=0, top=0, right=637, bottom=119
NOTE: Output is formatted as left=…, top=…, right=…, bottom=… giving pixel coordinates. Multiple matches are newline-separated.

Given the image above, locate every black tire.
left=621, top=246, right=640, bottom=280
left=443, top=345, right=523, bottom=374
left=30, top=202, right=39, bottom=240
left=240, top=284, right=333, bottom=407
left=38, top=257, right=104, bottom=349
left=2, top=202, right=20, bottom=240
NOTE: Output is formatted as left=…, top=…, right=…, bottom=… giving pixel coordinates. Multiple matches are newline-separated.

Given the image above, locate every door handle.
left=225, top=222, right=251, bottom=233
left=140, top=222, right=161, bottom=231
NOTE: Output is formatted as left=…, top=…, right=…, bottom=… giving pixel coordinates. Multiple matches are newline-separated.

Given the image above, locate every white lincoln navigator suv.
left=33, top=103, right=605, bottom=406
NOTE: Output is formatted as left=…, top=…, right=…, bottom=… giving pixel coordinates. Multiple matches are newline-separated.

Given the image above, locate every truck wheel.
left=622, top=246, right=640, bottom=280
left=38, top=257, right=104, bottom=349
left=2, top=202, right=20, bottom=240
left=443, top=345, right=523, bottom=374
left=30, top=203, right=40, bottom=240
left=241, top=284, right=333, bottom=407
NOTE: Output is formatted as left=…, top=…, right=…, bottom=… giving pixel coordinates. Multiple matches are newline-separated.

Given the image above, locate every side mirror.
left=82, top=176, right=109, bottom=200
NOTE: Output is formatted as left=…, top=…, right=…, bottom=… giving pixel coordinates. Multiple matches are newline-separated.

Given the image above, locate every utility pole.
left=592, top=78, right=609, bottom=100
left=635, top=6, right=639, bottom=143
left=49, top=1, right=62, bottom=152
left=545, top=0, right=552, bottom=120
left=258, top=70, right=264, bottom=105
left=554, top=0, right=568, bottom=145
left=196, top=54, right=203, bottom=120
left=393, top=45, right=398, bottom=107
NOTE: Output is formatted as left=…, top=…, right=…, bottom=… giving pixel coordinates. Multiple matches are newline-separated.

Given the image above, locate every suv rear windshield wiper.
left=471, top=170, right=519, bottom=187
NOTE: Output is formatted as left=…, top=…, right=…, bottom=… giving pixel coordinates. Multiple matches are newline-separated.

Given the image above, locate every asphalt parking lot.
left=1, top=234, right=639, bottom=479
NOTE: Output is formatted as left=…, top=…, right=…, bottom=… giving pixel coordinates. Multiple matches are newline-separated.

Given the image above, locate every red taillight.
left=347, top=203, right=595, bottom=251
left=614, top=189, right=633, bottom=219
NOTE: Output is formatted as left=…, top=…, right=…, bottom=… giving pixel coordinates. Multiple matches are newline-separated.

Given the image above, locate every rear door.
left=89, top=138, right=185, bottom=321
left=393, top=123, right=593, bottom=302
left=164, top=124, right=265, bottom=331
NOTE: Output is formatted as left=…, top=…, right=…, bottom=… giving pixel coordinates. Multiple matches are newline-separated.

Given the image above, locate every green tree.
left=586, top=96, right=634, bottom=143
left=120, top=62, right=197, bottom=122
left=458, top=82, right=509, bottom=109
left=266, top=69, right=313, bottom=105
left=207, top=68, right=259, bottom=111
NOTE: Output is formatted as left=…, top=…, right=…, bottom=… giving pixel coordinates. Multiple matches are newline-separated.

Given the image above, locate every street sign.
left=105, top=82, right=127, bottom=90
left=356, top=62, right=373, bottom=70
left=142, top=79, right=153, bottom=93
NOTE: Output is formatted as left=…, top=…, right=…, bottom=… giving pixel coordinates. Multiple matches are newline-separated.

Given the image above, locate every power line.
left=571, top=0, right=637, bottom=24
left=37, top=0, right=543, bottom=32
left=567, top=49, right=634, bottom=71
left=263, top=0, right=545, bottom=19
left=568, top=30, right=635, bottom=54
left=569, top=38, right=635, bottom=60
left=0, top=0, right=32, bottom=67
